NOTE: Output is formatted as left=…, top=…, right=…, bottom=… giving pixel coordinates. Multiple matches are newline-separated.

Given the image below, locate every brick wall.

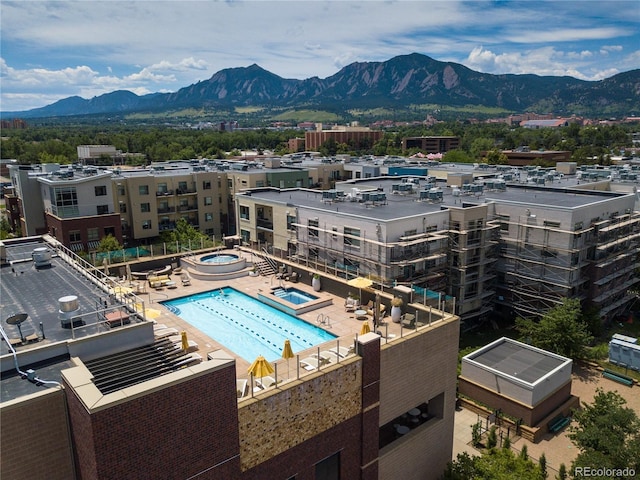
left=1, top=389, right=75, bottom=480
left=458, top=377, right=572, bottom=426
left=65, top=364, right=240, bottom=480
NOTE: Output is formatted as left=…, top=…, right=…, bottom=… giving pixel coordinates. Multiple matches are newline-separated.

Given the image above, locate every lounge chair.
left=300, top=356, right=322, bottom=371
left=169, top=337, right=199, bottom=353
left=401, top=313, right=423, bottom=329
left=328, top=345, right=354, bottom=358
left=318, top=350, right=340, bottom=363
left=237, top=379, right=249, bottom=399
left=154, top=327, right=179, bottom=338
left=344, top=297, right=359, bottom=312
left=256, top=375, right=277, bottom=389
left=181, top=273, right=191, bottom=286
left=365, top=300, right=386, bottom=317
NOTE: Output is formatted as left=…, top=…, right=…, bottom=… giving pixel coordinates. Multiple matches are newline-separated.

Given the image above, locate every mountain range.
left=4, top=53, right=639, bottom=121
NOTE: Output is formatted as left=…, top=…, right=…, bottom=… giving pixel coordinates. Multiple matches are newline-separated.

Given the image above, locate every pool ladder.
left=316, top=313, right=331, bottom=327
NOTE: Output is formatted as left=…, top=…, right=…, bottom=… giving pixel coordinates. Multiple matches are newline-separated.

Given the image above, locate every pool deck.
left=140, top=270, right=406, bottom=379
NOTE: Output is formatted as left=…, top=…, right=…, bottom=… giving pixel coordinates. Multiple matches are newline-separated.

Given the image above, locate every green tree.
left=568, top=389, right=640, bottom=477
left=97, top=234, right=122, bottom=252
left=515, top=298, right=593, bottom=360
left=556, top=463, right=567, bottom=480
left=160, top=218, right=209, bottom=249
left=445, top=448, right=543, bottom=480
left=487, top=425, right=498, bottom=449
left=443, top=149, right=472, bottom=163
left=539, top=452, right=547, bottom=479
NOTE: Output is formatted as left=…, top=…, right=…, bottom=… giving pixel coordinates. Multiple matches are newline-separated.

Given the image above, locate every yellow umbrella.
left=347, top=276, right=373, bottom=300
left=360, top=320, right=371, bottom=335
left=248, top=355, right=274, bottom=379
left=281, top=339, right=295, bottom=378
left=181, top=331, right=189, bottom=351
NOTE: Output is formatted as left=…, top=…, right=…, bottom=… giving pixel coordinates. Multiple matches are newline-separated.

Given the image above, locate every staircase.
left=254, top=259, right=276, bottom=277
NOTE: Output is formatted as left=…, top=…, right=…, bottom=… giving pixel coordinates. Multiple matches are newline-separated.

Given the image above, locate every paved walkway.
left=452, top=362, right=639, bottom=474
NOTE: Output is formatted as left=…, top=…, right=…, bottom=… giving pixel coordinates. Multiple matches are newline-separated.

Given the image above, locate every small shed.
left=459, top=337, right=572, bottom=426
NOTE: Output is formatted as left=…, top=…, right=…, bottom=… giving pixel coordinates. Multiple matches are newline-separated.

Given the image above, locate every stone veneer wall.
left=0, top=388, right=75, bottom=480
left=238, top=358, right=363, bottom=473
left=378, top=317, right=460, bottom=480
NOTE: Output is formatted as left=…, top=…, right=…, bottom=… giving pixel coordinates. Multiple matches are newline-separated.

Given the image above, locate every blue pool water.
left=273, top=287, right=318, bottom=305
left=162, top=287, right=336, bottom=362
left=200, top=253, right=239, bottom=263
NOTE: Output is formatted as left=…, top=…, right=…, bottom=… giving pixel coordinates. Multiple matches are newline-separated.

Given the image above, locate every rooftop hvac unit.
left=32, top=247, right=52, bottom=268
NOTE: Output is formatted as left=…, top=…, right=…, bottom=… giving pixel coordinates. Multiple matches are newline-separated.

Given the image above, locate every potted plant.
left=249, top=266, right=259, bottom=277
left=390, top=297, right=403, bottom=323
left=312, top=273, right=322, bottom=291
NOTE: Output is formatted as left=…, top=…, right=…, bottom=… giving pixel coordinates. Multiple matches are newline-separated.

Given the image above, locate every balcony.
left=156, top=190, right=174, bottom=196
left=157, top=206, right=176, bottom=214
left=176, top=188, right=197, bottom=195
left=257, top=218, right=274, bottom=230
left=177, top=204, right=198, bottom=212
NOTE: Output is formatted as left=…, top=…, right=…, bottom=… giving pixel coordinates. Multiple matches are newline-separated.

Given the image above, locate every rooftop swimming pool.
left=162, top=287, right=336, bottom=362
left=272, top=287, right=318, bottom=305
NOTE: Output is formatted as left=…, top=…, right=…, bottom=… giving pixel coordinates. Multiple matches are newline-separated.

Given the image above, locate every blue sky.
left=1, top=0, right=639, bottom=112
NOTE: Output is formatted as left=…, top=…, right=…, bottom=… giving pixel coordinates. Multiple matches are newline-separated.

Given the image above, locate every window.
left=142, top=220, right=152, bottom=230
left=332, top=226, right=338, bottom=240
left=119, top=203, right=127, bottom=213
left=308, top=218, right=319, bottom=238
left=344, top=226, right=360, bottom=248
left=404, top=229, right=417, bottom=237
left=543, top=220, right=561, bottom=228
left=315, top=452, right=340, bottom=480
left=117, top=185, right=126, bottom=196
left=256, top=180, right=264, bottom=187
left=50, top=186, right=78, bottom=217
left=87, top=228, right=99, bottom=241
left=287, top=214, right=297, bottom=231
left=240, top=206, right=250, bottom=220
left=204, top=196, right=213, bottom=206
left=139, top=185, right=149, bottom=195
left=69, top=231, right=81, bottom=242
left=97, top=205, right=109, bottom=215
left=141, top=203, right=150, bottom=213
left=94, top=185, right=107, bottom=196
left=178, top=181, right=187, bottom=192
left=157, top=183, right=168, bottom=194
left=204, top=212, right=213, bottom=221
left=203, top=180, right=211, bottom=190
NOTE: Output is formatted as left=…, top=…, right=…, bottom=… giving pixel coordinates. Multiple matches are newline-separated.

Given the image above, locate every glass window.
left=69, top=231, right=81, bottom=242
left=240, top=205, right=250, bottom=220
left=315, top=452, right=340, bottom=480
left=97, top=205, right=109, bottom=215
left=287, top=214, right=297, bottom=231
left=139, top=185, right=149, bottom=195
left=205, top=212, right=213, bottom=221
left=141, top=203, right=150, bottom=213
left=203, top=180, right=211, bottom=190
left=50, top=186, right=79, bottom=217
left=308, top=218, right=319, bottom=238
left=87, top=228, right=99, bottom=241
left=117, top=185, right=126, bottom=196
left=157, top=183, right=168, bottom=194
left=178, top=181, right=188, bottom=192
left=94, top=185, right=107, bottom=196
left=142, top=220, right=152, bottom=230
left=204, top=196, right=212, bottom=206
left=344, top=226, right=360, bottom=247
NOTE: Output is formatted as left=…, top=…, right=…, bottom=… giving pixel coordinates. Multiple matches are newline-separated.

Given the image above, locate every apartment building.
left=305, top=125, right=384, bottom=152
left=401, top=136, right=460, bottom=153
left=236, top=175, right=640, bottom=325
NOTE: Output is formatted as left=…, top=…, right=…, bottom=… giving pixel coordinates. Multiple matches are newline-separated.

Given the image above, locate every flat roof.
left=464, top=337, right=571, bottom=385
left=242, top=176, right=624, bottom=222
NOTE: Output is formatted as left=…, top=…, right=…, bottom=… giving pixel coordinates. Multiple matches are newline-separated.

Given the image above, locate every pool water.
left=273, top=287, right=318, bottom=305
left=162, top=287, right=336, bottom=362
left=200, top=254, right=239, bottom=264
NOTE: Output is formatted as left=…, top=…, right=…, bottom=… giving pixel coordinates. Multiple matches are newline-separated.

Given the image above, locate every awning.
left=88, top=241, right=101, bottom=250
